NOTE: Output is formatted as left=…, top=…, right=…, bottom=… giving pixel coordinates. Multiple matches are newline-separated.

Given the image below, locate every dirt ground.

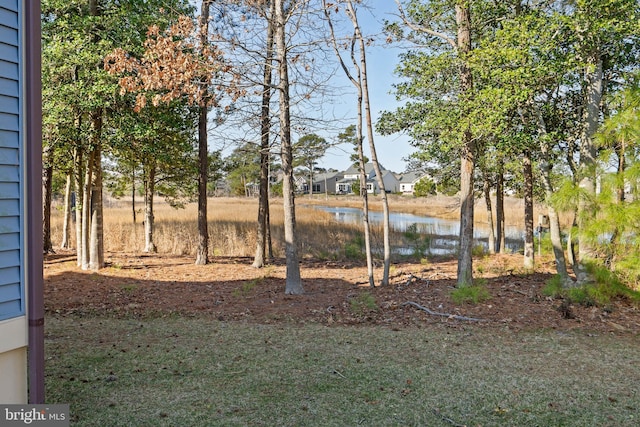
left=44, top=251, right=640, bottom=334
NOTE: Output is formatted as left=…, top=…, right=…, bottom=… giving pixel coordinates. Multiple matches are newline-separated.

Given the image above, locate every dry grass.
left=50, top=195, right=566, bottom=259
left=51, top=197, right=374, bottom=258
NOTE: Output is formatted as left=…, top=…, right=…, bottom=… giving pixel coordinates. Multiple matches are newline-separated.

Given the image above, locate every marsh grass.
left=50, top=197, right=412, bottom=261
left=49, top=195, right=566, bottom=262
left=46, top=316, right=640, bottom=426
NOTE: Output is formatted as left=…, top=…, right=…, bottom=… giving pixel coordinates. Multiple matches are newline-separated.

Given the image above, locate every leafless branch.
left=402, top=301, right=485, bottom=322
left=394, top=0, right=457, bottom=50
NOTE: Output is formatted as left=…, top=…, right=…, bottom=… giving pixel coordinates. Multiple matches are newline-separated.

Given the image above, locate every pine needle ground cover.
left=46, top=316, right=639, bottom=426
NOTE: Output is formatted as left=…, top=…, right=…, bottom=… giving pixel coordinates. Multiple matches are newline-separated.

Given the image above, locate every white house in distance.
left=398, top=171, right=431, bottom=194
left=335, top=163, right=400, bottom=194
left=0, top=0, right=44, bottom=404
left=296, top=164, right=431, bottom=196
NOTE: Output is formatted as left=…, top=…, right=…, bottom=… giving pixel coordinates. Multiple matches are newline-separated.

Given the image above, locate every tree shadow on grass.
left=44, top=254, right=640, bottom=331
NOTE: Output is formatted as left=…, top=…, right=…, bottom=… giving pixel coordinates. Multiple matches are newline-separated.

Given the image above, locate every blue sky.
left=317, top=2, right=413, bottom=174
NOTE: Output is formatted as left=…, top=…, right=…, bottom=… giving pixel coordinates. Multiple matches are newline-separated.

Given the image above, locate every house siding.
left=0, top=1, right=24, bottom=322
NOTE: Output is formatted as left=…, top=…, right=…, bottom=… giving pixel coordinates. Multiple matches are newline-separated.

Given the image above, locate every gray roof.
left=343, top=162, right=385, bottom=175
left=314, top=171, right=342, bottom=181
left=399, top=172, right=428, bottom=184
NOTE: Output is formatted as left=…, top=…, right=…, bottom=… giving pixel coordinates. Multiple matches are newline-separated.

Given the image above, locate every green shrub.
left=233, top=277, right=262, bottom=297
left=350, top=292, right=378, bottom=315
left=472, top=244, right=487, bottom=258
left=403, top=223, right=430, bottom=258
left=344, top=234, right=365, bottom=260
left=542, top=275, right=564, bottom=298
left=451, top=283, right=491, bottom=304
left=413, top=177, right=436, bottom=197
left=534, top=233, right=555, bottom=256
left=545, top=263, right=640, bottom=307
left=566, top=286, right=595, bottom=306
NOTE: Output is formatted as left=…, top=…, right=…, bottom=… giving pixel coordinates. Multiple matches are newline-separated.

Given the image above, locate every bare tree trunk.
left=615, top=141, right=625, bottom=203
left=88, top=146, right=104, bottom=271
left=496, top=165, right=505, bottom=253
left=195, top=0, right=212, bottom=265
left=349, top=0, right=390, bottom=286
left=483, top=172, right=495, bottom=255
left=42, top=145, right=54, bottom=254
left=195, top=104, right=209, bottom=265
left=88, top=109, right=104, bottom=271
left=456, top=3, right=475, bottom=287
left=253, top=1, right=275, bottom=268
left=143, top=161, right=157, bottom=253
left=523, top=149, right=535, bottom=270
left=358, top=134, right=375, bottom=288
left=266, top=201, right=273, bottom=260
left=549, top=208, right=568, bottom=279
left=324, top=0, right=374, bottom=287
left=132, top=168, right=137, bottom=224
left=81, top=149, right=92, bottom=270
left=535, top=104, right=569, bottom=281
left=276, top=0, right=302, bottom=294
left=74, top=148, right=84, bottom=266
left=576, top=54, right=603, bottom=283
left=60, top=172, right=72, bottom=249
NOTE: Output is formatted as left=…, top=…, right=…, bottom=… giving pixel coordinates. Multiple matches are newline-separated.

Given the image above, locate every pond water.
left=311, top=205, right=525, bottom=255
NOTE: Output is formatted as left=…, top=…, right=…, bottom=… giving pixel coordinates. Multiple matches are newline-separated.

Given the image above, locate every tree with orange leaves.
left=105, top=2, right=243, bottom=265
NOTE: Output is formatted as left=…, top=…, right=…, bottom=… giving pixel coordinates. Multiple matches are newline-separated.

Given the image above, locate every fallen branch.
left=402, top=301, right=485, bottom=322
left=432, top=409, right=467, bottom=427
left=404, top=274, right=418, bottom=287
left=403, top=274, right=429, bottom=288
left=332, top=368, right=346, bottom=379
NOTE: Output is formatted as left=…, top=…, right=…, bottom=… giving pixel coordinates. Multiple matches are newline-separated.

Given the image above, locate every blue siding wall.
left=0, top=1, right=24, bottom=322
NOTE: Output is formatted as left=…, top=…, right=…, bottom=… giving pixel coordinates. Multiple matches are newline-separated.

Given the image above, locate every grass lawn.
left=46, top=316, right=639, bottom=426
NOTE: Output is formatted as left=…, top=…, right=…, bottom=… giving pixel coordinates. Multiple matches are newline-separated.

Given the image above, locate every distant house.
left=380, top=170, right=400, bottom=193
left=273, top=171, right=308, bottom=194
left=338, top=163, right=398, bottom=194
left=336, top=177, right=353, bottom=194
left=398, top=172, right=431, bottom=195
left=303, top=171, right=342, bottom=194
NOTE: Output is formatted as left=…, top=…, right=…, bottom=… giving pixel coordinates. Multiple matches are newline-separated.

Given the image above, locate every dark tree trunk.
left=132, top=168, right=137, bottom=224
left=74, top=148, right=84, bottom=267
left=523, top=149, right=535, bottom=270
left=195, top=104, right=209, bottom=265
left=266, top=201, right=273, bottom=260
left=42, top=145, right=54, bottom=254
left=496, top=165, right=505, bottom=253
left=195, top=0, right=211, bottom=265
left=253, top=1, right=275, bottom=268
left=455, top=3, right=475, bottom=287
left=483, top=172, right=495, bottom=255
